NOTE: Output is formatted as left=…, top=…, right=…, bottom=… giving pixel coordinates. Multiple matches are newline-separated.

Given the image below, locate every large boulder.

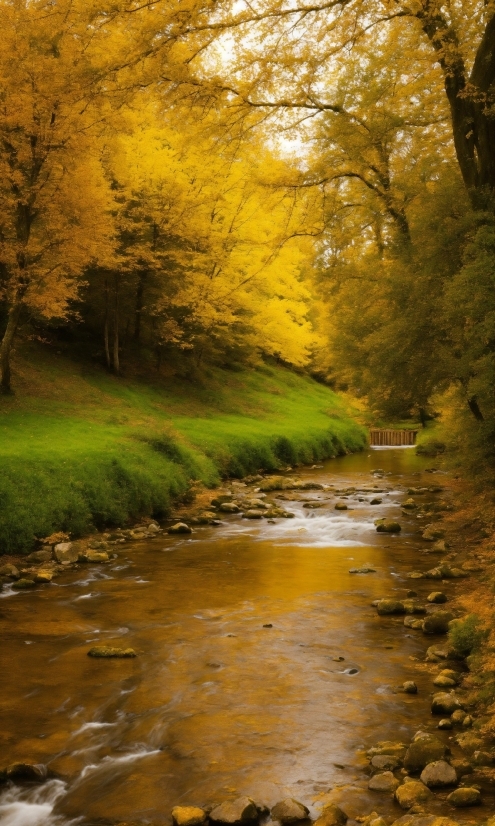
left=172, top=807, right=208, bottom=826
left=395, top=779, right=432, bottom=809
left=210, top=798, right=259, bottom=824
left=313, top=804, right=347, bottom=826
left=403, top=734, right=447, bottom=772
left=376, top=599, right=406, bottom=615
left=368, top=771, right=400, bottom=792
left=431, top=693, right=463, bottom=715
left=271, top=799, right=310, bottom=823
left=446, top=787, right=481, bottom=807
left=54, top=542, right=79, bottom=563
left=420, top=760, right=457, bottom=788
left=422, top=611, right=455, bottom=634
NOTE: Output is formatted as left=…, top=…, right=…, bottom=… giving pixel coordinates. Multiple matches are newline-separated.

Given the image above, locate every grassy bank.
left=0, top=347, right=366, bottom=554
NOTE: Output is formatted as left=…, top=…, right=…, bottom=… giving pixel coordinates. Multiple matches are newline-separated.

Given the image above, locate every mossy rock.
left=87, top=646, right=136, bottom=658
left=376, top=520, right=401, bottom=533
left=12, top=578, right=36, bottom=590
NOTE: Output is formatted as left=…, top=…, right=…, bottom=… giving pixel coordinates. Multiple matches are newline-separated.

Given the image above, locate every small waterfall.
left=369, top=428, right=418, bottom=446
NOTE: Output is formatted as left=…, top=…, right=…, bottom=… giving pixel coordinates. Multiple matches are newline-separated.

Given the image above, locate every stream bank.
left=0, top=448, right=494, bottom=826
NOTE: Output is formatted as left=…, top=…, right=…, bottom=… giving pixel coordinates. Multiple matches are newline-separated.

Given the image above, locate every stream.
left=0, top=448, right=490, bottom=825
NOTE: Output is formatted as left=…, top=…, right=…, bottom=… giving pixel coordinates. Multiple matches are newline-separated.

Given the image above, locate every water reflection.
left=0, top=449, right=478, bottom=824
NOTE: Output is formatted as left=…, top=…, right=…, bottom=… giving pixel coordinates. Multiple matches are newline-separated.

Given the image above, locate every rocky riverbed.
left=0, top=448, right=494, bottom=826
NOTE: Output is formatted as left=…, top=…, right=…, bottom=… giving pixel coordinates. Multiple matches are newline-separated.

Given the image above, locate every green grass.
left=0, top=347, right=366, bottom=553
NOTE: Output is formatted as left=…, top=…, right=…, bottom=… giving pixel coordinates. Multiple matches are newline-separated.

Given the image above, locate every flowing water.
left=0, top=449, right=491, bottom=825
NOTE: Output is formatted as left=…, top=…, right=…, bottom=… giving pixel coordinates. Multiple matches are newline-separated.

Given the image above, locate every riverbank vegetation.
left=0, top=346, right=365, bottom=553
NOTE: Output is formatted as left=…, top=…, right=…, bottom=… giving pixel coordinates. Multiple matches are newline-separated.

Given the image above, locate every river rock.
left=402, top=499, right=418, bottom=509
left=168, top=522, right=192, bottom=534
left=450, top=758, right=473, bottom=777
left=370, top=498, right=382, bottom=505
left=53, top=542, right=79, bottom=563
left=407, top=572, right=424, bottom=580
left=210, top=797, right=259, bottom=824
left=403, top=734, right=447, bottom=772
left=369, top=771, right=400, bottom=792
left=403, top=600, right=426, bottom=615
left=376, top=521, right=401, bottom=533
left=402, top=681, right=418, bottom=694
left=243, top=509, right=263, bottom=519
left=349, top=566, right=376, bottom=573
left=446, top=787, right=481, bottom=807
left=395, top=779, right=432, bottom=809
left=376, top=599, right=406, bottom=615
left=450, top=709, right=467, bottom=724
left=427, top=592, right=448, bottom=604
left=368, top=741, right=407, bottom=759
left=243, top=499, right=269, bottom=509
left=0, top=563, right=20, bottom=579
left=271, top=798, right=310, bottom=823
left=371, top=755, right=401, bottom=771
left=313, top=803, right=348, bottom=826
left=211, top=494, right=233, bottom=506
left=420, top=760, right=457, bottom=788
left=78, top=551, right=110, bottom=563
left=431, top=692, right=463, bottom=715
left=424, top=568, right=443, bottom=580
left=425, top=645, right=461, bottom=662
left=258, top=476, right=289, bottom=492
left=438, top=719, right=453, bottom=730
left=304, top=502, right=324, bottom=509
left=87, top=646, right=136, bottom=658
left=423, top=610, right=455, bottom=634
left=26, top=550, right=53, bottom=563
left=12, top=578, right=36, bottom=590
left=34, top=570, right=54, bottom=583
left=422, top=527, right=445, bottom=541
left=6, top=762, right=47, bottom=782
left=335, top=502, right=348, bottom=510
left=172, top=807, right=208, bottom=826
left=433, top=674, right=456, bottom=688
left=219, top=502, right=241, bottom=513
left=404, top=616, right=424, bottom=630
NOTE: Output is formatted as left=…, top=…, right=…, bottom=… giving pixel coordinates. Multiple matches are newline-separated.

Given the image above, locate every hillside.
left=0, top=345, right=366, bottom=553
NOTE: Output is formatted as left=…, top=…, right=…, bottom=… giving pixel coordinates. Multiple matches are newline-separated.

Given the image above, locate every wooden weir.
left=369, top=428, right=418, bottom=446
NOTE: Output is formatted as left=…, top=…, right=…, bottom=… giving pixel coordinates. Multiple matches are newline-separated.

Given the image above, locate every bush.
left=449, top=614, right=487, bottom=655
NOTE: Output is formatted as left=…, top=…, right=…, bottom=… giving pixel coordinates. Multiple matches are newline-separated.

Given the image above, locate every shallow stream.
left=0, top=449, right=490, bottom=825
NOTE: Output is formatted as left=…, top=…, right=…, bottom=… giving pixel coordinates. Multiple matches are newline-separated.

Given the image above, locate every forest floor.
left=0, top=342, right=367, bottom=554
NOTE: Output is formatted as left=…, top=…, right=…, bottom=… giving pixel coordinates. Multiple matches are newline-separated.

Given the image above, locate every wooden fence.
left=369, top=428, right=418, bottom=446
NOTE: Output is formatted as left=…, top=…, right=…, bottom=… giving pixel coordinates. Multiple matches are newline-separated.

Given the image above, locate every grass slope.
left=0, top=347, right=367, bottom=553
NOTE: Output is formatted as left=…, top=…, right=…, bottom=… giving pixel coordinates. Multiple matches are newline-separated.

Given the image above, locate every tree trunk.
left=0, top=297, right=24, bottom=394
left=104, top=280, right=111, bottom=369
left=113, top=278, right=120, bottom=375
left=134, top=271, right=147, bottom=343
left=418, top=5, right=495, bottom=207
